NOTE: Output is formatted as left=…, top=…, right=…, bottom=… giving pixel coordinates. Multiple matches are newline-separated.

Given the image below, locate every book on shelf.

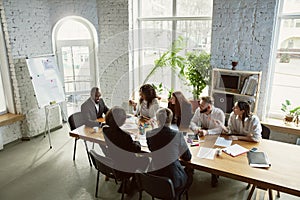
left=222, top=144, right=249, bottom=157
left=241, top=75, right=258, bottom=96
left=247, top=151, right=271, bottom=168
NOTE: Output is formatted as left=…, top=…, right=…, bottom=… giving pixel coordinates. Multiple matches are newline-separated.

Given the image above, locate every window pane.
left=269, top=17, right=300, bottom=118
left=177, top=0, right=213, bottom=16
left=140, top=21, right=173, bottom=49
left=0, top=71, right=6, bottom=113
left=177, top=20, right=212, bottom=53
left=140, top=0, right=172, bottom=17
left=282, top=0, right=300, bottom=14
left=61, top=46, right=91, bottom=95
left=57, top=20, right=91, bottom=40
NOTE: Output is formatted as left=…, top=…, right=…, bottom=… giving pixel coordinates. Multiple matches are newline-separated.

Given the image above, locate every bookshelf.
left=210, top=68, right=262, bottom=119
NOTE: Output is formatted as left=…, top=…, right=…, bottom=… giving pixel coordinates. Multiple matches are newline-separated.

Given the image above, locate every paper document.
left=197, top=147, right=216, bottom=160
left=138, top=134, right=148, bottom=147
left=120, top=123, right=138, bottom=130
left=222, top=144, right=249, bottom=157
left=214, top=137, right=232, bottom=147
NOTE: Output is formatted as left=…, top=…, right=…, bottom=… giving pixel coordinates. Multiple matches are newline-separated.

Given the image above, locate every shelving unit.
left=210, top=68, right=262, bottom=119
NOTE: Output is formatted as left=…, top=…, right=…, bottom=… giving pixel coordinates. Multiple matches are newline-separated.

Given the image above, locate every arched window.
left=53, top=16, right=98, bottom=113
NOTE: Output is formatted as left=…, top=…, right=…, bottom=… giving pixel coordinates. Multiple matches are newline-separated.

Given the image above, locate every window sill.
left=0, top=113, right=25, bottom=127
left=262, top=118, right=300, bottom=136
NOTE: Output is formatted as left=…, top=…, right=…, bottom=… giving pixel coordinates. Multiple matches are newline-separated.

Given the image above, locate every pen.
left=191, top=144, right=199, bottom=147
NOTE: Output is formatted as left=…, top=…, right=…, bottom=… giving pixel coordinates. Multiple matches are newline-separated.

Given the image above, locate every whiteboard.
left=26, top=55, right=65, bottom=108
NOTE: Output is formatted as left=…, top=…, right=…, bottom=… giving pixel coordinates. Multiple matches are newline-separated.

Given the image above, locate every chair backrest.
left=135, top=172, right=176, bottom=199
left=68, top=112, right=85, bottom=130
left=89, top=149, right=117, bottom=179
left=261, top=124, right=271, bottom=139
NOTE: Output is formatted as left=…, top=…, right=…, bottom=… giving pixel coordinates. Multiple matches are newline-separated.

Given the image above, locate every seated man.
left=189, top=96, right=225, bottom=187
left=190, top=96, right=225, bottom=136
left=81, top=87, right=109, bottom=127
left=146, top=108, right=193, bottom=199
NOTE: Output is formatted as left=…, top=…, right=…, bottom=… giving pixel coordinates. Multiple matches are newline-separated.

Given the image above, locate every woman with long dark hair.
left=226, top=101, right=262, bottom=142
left=129, top=84, right=160, bottom=119
left=168, top=91, right=193, bottom=129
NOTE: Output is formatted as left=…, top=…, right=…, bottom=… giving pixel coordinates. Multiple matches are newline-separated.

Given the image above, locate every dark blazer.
left=146, top=126, right=191, bottom=191
left=81, top=97, right=109, bottom=127
left=103, top=126, right=144, bottom=172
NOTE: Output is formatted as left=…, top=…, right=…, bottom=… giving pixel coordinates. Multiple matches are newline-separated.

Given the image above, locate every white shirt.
left=94, top=103, right=99, bottom=113
left=189, top=106, right=225, bottom=135
left=227, top=112, right=262, bottom=142
left=136, top=98, right=160, bottom=119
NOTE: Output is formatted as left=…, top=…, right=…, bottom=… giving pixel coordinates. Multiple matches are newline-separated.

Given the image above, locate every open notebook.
left=222, top=144, right=249, bottom=157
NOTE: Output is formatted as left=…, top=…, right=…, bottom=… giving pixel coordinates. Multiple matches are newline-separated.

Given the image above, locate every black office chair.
left=89, top=149, right=130, bottom=199
left=68, top=112, right=92, bottom=166
left=135, top=171, right=188, bottom=200
left=246, top=124, right=280, bottom=200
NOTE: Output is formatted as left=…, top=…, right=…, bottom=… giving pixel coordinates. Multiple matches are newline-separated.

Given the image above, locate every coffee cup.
left=93, top=127, right=99, bottom=133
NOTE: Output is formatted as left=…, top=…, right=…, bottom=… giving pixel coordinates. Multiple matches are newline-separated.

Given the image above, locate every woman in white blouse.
left=226, top=101, right=262, bottom=142
left=129, top=84, right=160, bottom=119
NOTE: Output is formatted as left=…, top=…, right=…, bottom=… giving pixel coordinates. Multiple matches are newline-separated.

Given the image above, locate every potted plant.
left=281, top=100, right=300, bottom=123
left=143, top=36, right=186, bottom=84
left=281, top=100, right=294, bottom=122
left=185, top=51, right=211, bottom=100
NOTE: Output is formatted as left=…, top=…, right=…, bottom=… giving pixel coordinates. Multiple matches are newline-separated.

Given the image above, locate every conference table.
left=69, top=120, right=300, bottom=199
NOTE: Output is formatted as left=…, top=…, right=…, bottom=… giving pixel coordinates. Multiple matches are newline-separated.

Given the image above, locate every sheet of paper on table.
left=197, top=147, right=216, bottom=160
left=214, top=137, right=232, bottom=147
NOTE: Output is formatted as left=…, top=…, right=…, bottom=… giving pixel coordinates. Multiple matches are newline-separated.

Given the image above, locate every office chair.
left=89, top=149, right=130, bottom=199
left=68, top=112, right=92, bottom=166
left=135, top=171, right=188, bottom=200
left=246, top=124, right=280, bottom=200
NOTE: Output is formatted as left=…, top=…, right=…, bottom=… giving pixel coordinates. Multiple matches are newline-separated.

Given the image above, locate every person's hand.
left=229, top=135, right=238, bottom=141
left=129, top=100, right=137, bottom=110
left=214, top=119, right=228, bottom=132
left=197, top=129, right=208, bottom=137
left=193, top=128, right=200, bottom=134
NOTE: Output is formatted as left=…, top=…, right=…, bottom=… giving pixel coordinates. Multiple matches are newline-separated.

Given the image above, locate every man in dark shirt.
left=146, top=108, right=192, bottom=199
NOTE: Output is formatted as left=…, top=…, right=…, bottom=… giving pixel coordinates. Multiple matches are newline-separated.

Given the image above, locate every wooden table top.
left=187, top=135, right=300, bottom=197
left=69, top=124, right=300, bottom=197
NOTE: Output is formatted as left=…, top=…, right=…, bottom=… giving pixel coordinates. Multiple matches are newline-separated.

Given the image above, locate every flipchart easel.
left=26, top=55, right=66, bottom=149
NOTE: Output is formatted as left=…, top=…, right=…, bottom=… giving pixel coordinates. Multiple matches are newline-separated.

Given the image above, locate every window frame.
left=0, top=18, right=15, bottom=114
left=266, top=0, right=300, bottom=120
left=131, top=0, right=213, bottom=99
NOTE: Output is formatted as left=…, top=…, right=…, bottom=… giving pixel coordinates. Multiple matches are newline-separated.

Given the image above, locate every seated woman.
left=225, top=101, right=262, bottom=142
left=168, top=91, right=193, bottom=129
left=129, top=84, right=160, bottom=119
left=146, top=108, right=192, bottom=199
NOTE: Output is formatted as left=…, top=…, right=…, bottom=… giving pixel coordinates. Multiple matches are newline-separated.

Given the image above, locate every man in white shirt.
left=190, top=96, right=225, bottom=136
left=189, top=96, right=225, bottom=187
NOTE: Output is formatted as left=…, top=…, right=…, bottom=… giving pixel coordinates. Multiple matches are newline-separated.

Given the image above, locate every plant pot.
left=284, top=115, right=294, bottom=123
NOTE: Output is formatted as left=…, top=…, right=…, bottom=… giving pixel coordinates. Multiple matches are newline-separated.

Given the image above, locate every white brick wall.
left=0, top=0, right=130, bottom=143
left=0, top=0, right=100, bottom=141
left=98, top=0, right=130, bottom=108
left=211, top=0, right=278, bottom=118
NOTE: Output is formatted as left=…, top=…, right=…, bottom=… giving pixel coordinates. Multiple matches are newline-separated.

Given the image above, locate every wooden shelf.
left=210, top=68, right=261, bottom=115
left=0, top=113, right=25, bottom=127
